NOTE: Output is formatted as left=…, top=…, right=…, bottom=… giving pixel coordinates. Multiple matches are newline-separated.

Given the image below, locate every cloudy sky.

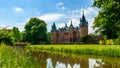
left=0, top=0, right=99, bottom=33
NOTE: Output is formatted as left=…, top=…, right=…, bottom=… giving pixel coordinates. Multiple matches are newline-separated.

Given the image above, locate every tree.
left=80, top=35, right=98, bottom=44
left=0, top=29, right=14, bottom=45
left=93, top=0, right=120, bottom=39
left=46, top=32, right=51, bottom=44
left=23, top=17, right=47, bottom=44
left=12, top=27, right=22, bottom=42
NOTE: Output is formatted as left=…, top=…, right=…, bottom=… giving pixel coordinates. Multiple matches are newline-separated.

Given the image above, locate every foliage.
left=106, top=39, right=114, bottom=45
left=99, top=40, right=105, bottom=45
left=26, top=44, right=120, bottom=57
left=113, top=36, right=120, bottom=45
left=79, top=35, right=98, bottom=44
left=23, top=17, right=47, bottom=44
left=99, top=39, right=114, bottom=45
left=12, top=27, right=22, bottom=42
left=46, top=32, right=51, bottom=44
left=99, top=39, right=120, bottom=45
left=93, top=0, right=120, bottom=39
left=0, top=29, right=14, bottom=45
left=0, top=45, right=39, bottom=68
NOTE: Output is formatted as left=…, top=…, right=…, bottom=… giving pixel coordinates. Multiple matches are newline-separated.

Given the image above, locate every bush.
left=0, top=29, right=14, bottom=45
left=106, top=39, right=114, bottom=45
left=113, top=36, right=120, bottom=45
left=0, top=45, right=39, bottom=68
left=99, top=40, right=105, bottom=45
left=80, top=35, right=98, bottom=44
left=100, top=38, right=120, bottom=45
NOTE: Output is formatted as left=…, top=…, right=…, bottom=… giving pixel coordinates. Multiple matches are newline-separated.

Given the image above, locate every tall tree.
left=23, top=17, right=47, bottom=44
left=12, top=27, right=22, bottom=42
left=93, top=0, right=120, bottom=39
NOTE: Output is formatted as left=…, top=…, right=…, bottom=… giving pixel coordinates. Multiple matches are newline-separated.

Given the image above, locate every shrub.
left=0, top=45, right=39, bottom=68
left=113, top=36, right=120, bottom=45
left=106, top=39, right=114, bottom=45
left=0, top=29, right=14, bottom=45
left=99, top=40, right=105, bottom=45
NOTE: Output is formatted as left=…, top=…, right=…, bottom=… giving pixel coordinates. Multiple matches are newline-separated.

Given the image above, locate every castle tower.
left=51, top=22, right=57, bottom=43
left=69, top=20, right=74, bottom=42
left=79, top=11, right=88, bottom=37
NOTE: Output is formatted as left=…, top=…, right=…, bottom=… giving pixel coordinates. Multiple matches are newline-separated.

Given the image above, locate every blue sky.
left=0, top=0, right=98, bottom=33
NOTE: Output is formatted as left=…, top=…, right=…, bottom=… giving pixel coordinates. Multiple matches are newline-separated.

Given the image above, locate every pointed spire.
left=69, top=20, right=74, bottom=28
left=65, top=23, right=68, bottom=28
left=81, top=10, right=88, bottom=24
left=82, top=10, right=85, bottom=17
left=82, top=10, right=86, bottom=23
left=79, top=10, right=88, bottom=26
left=52, top=22, right=57, bottom=31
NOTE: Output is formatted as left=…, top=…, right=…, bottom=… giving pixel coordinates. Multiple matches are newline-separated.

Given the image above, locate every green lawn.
left=25, top=44, right=120, bottom=57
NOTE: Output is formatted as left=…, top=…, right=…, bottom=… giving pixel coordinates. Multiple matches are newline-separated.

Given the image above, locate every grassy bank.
left=0, top=44, right=39, bottom=68
left=25, top=44, right=120, bottom=57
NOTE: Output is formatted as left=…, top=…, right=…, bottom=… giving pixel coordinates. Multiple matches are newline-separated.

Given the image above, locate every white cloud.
left=71, top=7, right=98, bottom=33
left=38, top=13, right=64, bottom=22
left=0, top=21, right=25, bottom=31
left=14, top=23, right=26, bottom=31
left=81, top=7, right=99, bottom=33
left=57, top=18, right=79, bottom=28
left=0, top=23, right=7, bottom=29
left=14, top=7, right=24, bottom=13
left=56, top=2, right=67, bottom=11
left=61, top=7, right=66, bottom=10
left=56, top=2, right=64, bottom=7
left=56, top=7, right=99, bottom=33
left=67, top=18, right=79, bottom=27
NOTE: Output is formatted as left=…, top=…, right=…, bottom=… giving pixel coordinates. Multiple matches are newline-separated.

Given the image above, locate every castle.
left=51, top=12, right=88, bottom=43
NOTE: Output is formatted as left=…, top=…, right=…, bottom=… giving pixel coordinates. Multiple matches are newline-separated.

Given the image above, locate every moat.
left=29, top=51, right=120, bottom=68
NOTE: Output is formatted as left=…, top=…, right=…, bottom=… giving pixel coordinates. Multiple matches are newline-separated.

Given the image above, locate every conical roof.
left=80, top=11, right=88, bottom=26
left=69, top=20, right=74, bottom=28
left=51, top=22, right=57, bottom=31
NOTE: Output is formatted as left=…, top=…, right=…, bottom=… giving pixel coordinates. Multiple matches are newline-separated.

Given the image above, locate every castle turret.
left=51, top=11, right=89, bottom=43
left=51, top=22, right=57, bottom=31
left=69, top=20, right=74, bottom=42
left=51, top=22, right=57, bottom=43
left=69, top=20, right=74, bottom=28
left=79, top=11, right=88, bottom=37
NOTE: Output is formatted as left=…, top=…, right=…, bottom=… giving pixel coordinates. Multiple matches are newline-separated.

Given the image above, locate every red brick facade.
left=51, top=13, right=88, bottom=43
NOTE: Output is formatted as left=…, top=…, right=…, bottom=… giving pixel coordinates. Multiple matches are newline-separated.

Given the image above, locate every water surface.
left=29, top=51, right=120, bottom=68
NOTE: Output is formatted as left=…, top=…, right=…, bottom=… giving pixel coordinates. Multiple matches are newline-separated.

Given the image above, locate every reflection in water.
left=47, top=58, right=105, bottom=68
left=73, top=64, right=80, bottom=68
left=55, top=61, right=66, bottom=68
left=89, top=58, right=105, bottom=68
left=47, top=58, right=80, bottom=68
left=28, top=51, right=120, bottom=68
left=47, top=58, right=53, bottom=68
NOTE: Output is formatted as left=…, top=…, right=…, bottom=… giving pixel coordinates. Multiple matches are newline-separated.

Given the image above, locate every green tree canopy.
left=23, top=17, right=47, bottom=44
left=12, top=27, right=22, bottom=42
left=0, top=29, right=14, bottom=45
left=93, top=0, right=120, bottom=39
left=80, top=35, right=98, bottom=44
